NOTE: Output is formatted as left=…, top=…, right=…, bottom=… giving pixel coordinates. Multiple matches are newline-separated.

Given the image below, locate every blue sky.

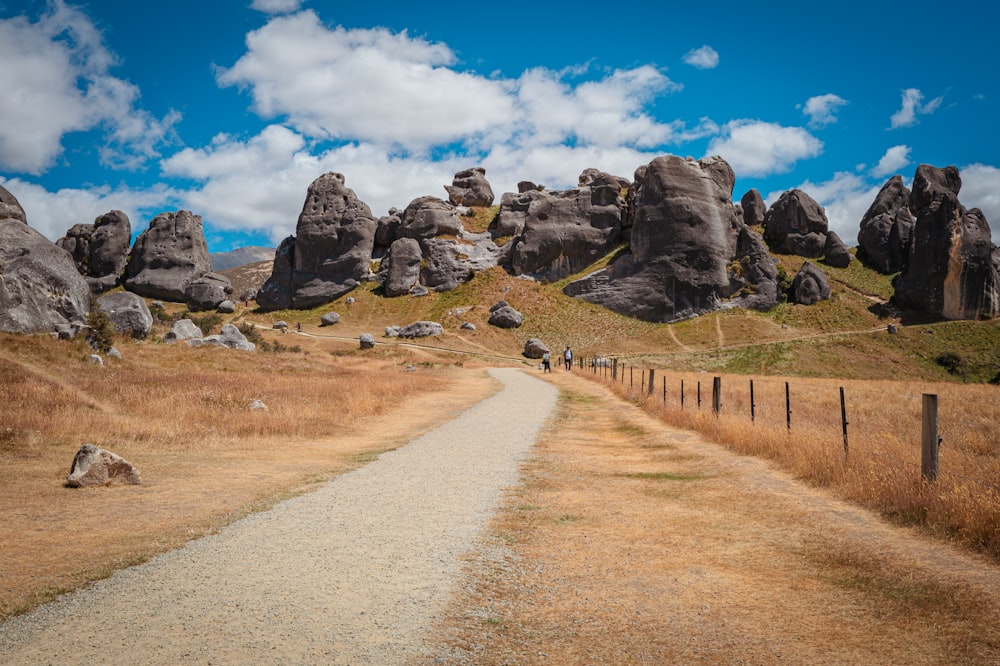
left=1, top=0, right=998, bottom=254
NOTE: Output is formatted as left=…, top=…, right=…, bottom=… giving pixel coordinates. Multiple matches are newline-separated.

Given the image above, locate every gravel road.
left=0, top=367, right=558, bottom=665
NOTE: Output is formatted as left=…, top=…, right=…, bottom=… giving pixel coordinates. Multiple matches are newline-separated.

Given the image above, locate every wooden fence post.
left=697, top=381, right=701, bottom=409
left=648, top=369, right=655, bottom=396
left=612, top=358, right=618, bottom=381
left=750, top=379, right=756, bottom=423
left=922, top=394, right=939, bottom=481
left=641, top=369, right=646, bottom=392
left=681, top=379, right=685, bottom=408
left=630, top=367, right=633, bottom=387
left=663, top=376, right=667, bottom=403
left=840, top=387, right=849, bottom=457
left=785, top=382, right=791, bottom=432
left=712, top=376, right=722, bottom=415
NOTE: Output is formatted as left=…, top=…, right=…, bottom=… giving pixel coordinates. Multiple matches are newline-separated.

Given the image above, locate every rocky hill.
left=210, top=246, right=275, bottom=271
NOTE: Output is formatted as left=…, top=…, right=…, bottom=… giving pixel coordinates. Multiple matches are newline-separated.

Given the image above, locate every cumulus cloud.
left=890, top=88, right=943, bottom=129
left=0, top=2, right=177, bottom=174
left=250, top=0, right=303, bottom=14
left=959, top=163, right=1000, bottom=243
left=872, top=145, right=911, bottom=178
left=766, top=171, right=881, bottom=244
left=0, top=176, right=176, bottom=242
left=706, top=121, right=823, bottom=177
left=683, top=45, right=719, bottom=69
left=802, top=94, right=847, bottom=127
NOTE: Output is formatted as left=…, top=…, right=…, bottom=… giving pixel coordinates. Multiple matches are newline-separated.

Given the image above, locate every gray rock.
left=346, top=296, right=356, bottom=305
left=857, top=176, right=915, bottom=273
left=488, top=304, right=524, bottom=329
left=410, top=284, right=429, bottom=297
left=107, top=347, right=122, bottom=360
left=460, top=322, right=476, bottom=331
left=730, top=223, right=780, bottom=311
left=740, top=189, right=767, bottom=227
left=894, top=164, right=1000, bottom=319
left=249, top=399, right=268, bottom=411
left=216, top=300, right=236, bottom=314
left=320, top=312, right=341, bottom=326
left=0, top=218, right=92, bottom=335
left=200, top=323, right=255, bottom=351
left=0, top=184, right=27, bottom=223
left=184, top=272, right=233, bottom=312
left=89, top=354, right=104, bottom=366
left=57, top=210, right=132, bottom=293
left=399, top=196, right=464, bottom=246
left=96, top=291, right=153, bottom=339
left=405, top=364, right=416, bottom=372
left=124, top=210, right=213, bottom=302
left=523, top=338, right=550, bottom=359
left=273, top=321, right=288, bottom=330
left=506, top=170, right=626, bottom=282
left=239, top=288, right=258, bottom=303
left=374, top=209, right=404, bottom=254
left=564, top=155, right=738, bottom=322
left=792, top=261, right=831, bottom=305
left=359, top=333, right=376, bottom=349
left=257, top=172, right=378, bottom=310
left=164, top=319, right=204, bottom=343
left=381, top=238, right=422, bottom=297
left=823, top=231, right=852, bottom=268
left=444, top=167, right=495, bottom=207
left=66, top=443, right=141, bottom=487
left=384, top=326, right=401, bottom=338
left=763, top=189, right=828, bottom=258
left=398, top=321, right=444, bottom=338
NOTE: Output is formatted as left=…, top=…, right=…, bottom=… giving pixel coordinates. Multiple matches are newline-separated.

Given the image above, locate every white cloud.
left=890, top=88, right=943, bottom=129
left=765, top=171, right=881, bottom=245
left=872, top=145, right=912, bottom=178
left=0, top=2, right=177, bottom=175
left=959, top=163, right=1000, bottom=243
left=802, top=94, right=847, bottom=127
left=706, top=121, right=822, bottom=177
left=250, top=0, right=303, bottom=14
left=0, top=176, right=175, bottom=242
left=683, top=45, right=719, bottom=69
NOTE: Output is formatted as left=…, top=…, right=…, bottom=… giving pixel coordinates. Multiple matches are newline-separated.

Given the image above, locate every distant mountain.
left=210, top=246, right=275, bottom=271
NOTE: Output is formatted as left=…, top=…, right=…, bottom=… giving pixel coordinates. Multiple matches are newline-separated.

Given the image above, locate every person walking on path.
left=563, top=346, right=573, bottom=371
left=542, top=351, right=551, bottom=372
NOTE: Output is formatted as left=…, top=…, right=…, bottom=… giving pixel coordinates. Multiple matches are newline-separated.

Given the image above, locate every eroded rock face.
left=96, top=291, right=153, bottom=339
left=58, top=210, right=132, bottom=293
left=857, top=176, right=914, bottom=274
left=523, top=338, right=550, bottom=359
left=381, top=238, right=422, bottom=297
left=66, top=444, right=141, bottom=487
left=397, top=321, right=443, bottom=338
left=488, top=301, right=524, bottom=328
left=0, top=218, right=91, bottom=334
left=564, top=155, right=738, bottom=322
left=506, top=170, right=626, bottom=282
left=184, top=272, right=233, bottom=312
left=0, top=184, right=26, bottom=224
left=730, top=223, right=780, bottom=311
left=124, top=210, right=213, bottom=302
left=823, top=231, right=852, bottom=269
left=763, top=189, right=828, bottom=258
left=894, top=164, right=1000, bottom=320
left=444, top=167, right=495, bottom=207
left=792, top=261, right=831, bottom=305
left=740, top=189, right=767, bottom=227
left=164, top=319, right=203, bottom=342
left=257, top=172, right=378, bottom=310
left=399, top=196, right=464, bottom=246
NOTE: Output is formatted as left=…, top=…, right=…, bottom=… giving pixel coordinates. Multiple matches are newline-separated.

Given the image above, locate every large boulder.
left=488, top=301, right=524, bottom=328
left=420, top=236, right=503, bottom=292
left=66, top=444, right=141, bottom=487
left=763, top=189, right=828, bottom=258
left=823, top=231, right=852, bottom=268
left=184, top=271, right=234, bottom=312
left=523, top=338, right=550, bottom=359
left=857, top=175, right=915, bottom=274
left=381, top=238, right=423, bottom=297
left=58, top=210, right=132, bottom=293
left=740, top=189, right=767, bottom=227
left=730, top=223, right=781, bottom=311
left=398, top=196, right=464, bottom=246
left=124, top=210, right=213, bottom=302
left=398, top=321, right=444, bottom=338
left=257, top=172, right=378, bottom=311
left=564, top=155, right=738, bottom=322
left=894, top=164, right=1000, bottom=320
left=444, top=167, right=495, bottom=207
left=96, top=292, right=153, bottom=339
left=164, top=318, right=203, bottom=343
left=506, top=170, right=626, bottom=282
left=0, top=183, right=26, bottom=223
left=792, top=261, right=831, bottom=305
left=194, top=323, right=256, bottom=351
left=0, top=218, right=91, bottom=334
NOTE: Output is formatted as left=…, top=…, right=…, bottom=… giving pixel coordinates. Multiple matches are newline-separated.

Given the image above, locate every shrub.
left=935, top=352, right=963, bottom=374
left=86, top=310, right=115, bottom=353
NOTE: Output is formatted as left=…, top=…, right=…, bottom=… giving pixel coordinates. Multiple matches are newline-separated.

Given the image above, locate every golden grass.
left=577, top=364, right=1000, bottom=561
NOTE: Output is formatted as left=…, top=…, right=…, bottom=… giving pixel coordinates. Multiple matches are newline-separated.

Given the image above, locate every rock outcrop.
left=763, top=189, right=828, bottom=258
left=96, top=292, right=153, bottom=339
left=740, top=189, right=767, bottom=227
left=184, top=272, right=234, bottom=312
left=857, top=176, right=915, bottom=274
left=523, top=338, right=550, bottom=359
left=66, top=444, right=141, bottom=487
left=257, top=172, right=378, bottom=310
left=380, top=238, right=423, bottom=297
left=0, top=184, right=26, bottom=223
left=164, top=319, right=203, bottom=343
left=564, top=155, right=739, bottom=322
left=730, top=224, right=781, bottom=311
left=189, top=323, right=256, bottom=351
left=124, top=210, right=214, bottom=302
left=823, top=231, right=852, bottom=269
left=444, top=167, right=494, bottom=207
left=506, top=170, right=626, bottom=282
left=0, top=217, right=91, bottom=335
left=57, top=210, right=132, bottom=293
left=893, top=164, right=1000, bottom=320
left=488, top=301, right=524, bottom=328
left=792, top=261, right=831, bottom=305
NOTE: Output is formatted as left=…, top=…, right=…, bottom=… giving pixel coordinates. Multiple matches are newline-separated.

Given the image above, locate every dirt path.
left=0, top=368, right=559, bottom=665
left=425, top=370, right=1000, bottom=664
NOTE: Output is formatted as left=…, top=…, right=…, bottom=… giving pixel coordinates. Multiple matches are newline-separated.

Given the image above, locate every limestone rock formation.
left=564, top=155, right=739, bottom=322
left=730, top=224, right=781, bottom=311
left=380, top=238, right=422, bottom=297
left=57, top=210, right=132, bottom=293
left=506, top=170, right=626, bottom=282
left=0, top=218, right=91, bottom=335
left=523, top=338, right=550, bottom=359
left=164, top=319, right=203, bottom=342
left=257, top=173, right=378, bottom=310
left=184, top=272, right=234, bottom=312
left=124, top=210, right=213, bottom=302
left=66, top=444, right=141, bottom=487
left=894, top=164, right=1000, bottom=320
left=763, top=189, right=828, bottom=258
left=320, top=312, right=340, bottom=326
left=96, top=292, right=153, bottom=339
left=857, top=175, right=915, bottom=274
left=741, top=189, right=767, bottom=227
left=444, top=167, right=495, bottom=207
left=488, top=301, right=524, bottom=328
left=359, top=333, right=376, bottom=349
left=399, top=196, right=464, bottom=245
left=823, top=231, right=852, bottom=269
left=397, top=321, right=444, bottom=338
left=0, top=184, right=26, bottom=223
left=190, top=323, right=256, bottom=351
left=792, top=261, right=831, bottom=305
